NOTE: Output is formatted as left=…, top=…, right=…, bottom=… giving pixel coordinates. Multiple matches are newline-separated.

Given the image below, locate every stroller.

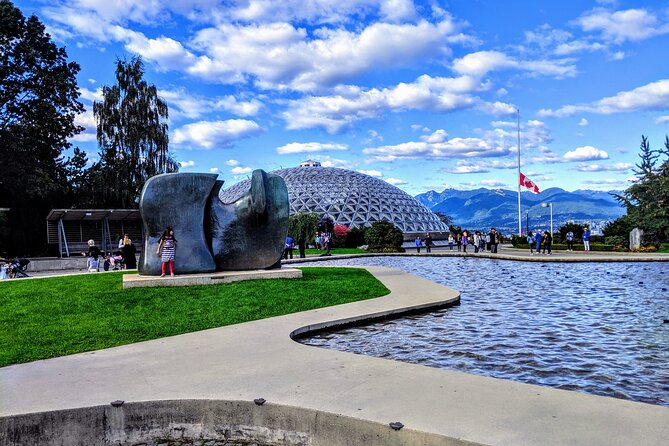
left=8, top=258, right=30, bottom=278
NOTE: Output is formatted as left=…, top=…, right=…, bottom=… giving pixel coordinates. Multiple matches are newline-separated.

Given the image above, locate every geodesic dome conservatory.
left=219, top=162, right=449, bottom=235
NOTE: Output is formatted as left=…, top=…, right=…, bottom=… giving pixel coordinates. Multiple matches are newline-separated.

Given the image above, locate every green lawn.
left=0, top=268, right=389, bottom=367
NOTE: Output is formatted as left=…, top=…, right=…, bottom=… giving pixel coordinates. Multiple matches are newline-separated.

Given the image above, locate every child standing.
left=157, top=227, right=177, bottom=277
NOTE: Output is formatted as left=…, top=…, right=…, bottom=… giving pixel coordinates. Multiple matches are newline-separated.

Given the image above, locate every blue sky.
left=14, top=0, right=669, bottom=194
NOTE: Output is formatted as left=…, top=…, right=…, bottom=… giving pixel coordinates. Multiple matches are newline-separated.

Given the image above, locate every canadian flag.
left=519, top=172, right=541, bottom=194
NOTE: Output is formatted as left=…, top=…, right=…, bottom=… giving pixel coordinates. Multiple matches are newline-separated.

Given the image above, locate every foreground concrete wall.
left=0, top=400, right=469, bottom=446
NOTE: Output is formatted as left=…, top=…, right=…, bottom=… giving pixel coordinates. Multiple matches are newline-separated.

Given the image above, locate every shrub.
left=345, top=227, right=367, bottom=248
left=332, top=224, right=349, bottom=247
left=364, top=220, right=403, bottom=252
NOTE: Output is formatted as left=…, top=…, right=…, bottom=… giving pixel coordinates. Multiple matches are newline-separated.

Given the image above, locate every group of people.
left=526, top=227, right=591, bottom=255
left=82, top=227, right=177, bottom=275
left=84, top=234, right=138, bottom=272
left=414, top=228, right=502, bottom=254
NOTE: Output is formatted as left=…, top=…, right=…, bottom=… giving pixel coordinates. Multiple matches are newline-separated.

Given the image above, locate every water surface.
left=300, top=257, right=669, bottom=406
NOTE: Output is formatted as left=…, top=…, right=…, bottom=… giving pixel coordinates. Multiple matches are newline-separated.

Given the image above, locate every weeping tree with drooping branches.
left=90, top=56, right=178, bottom=208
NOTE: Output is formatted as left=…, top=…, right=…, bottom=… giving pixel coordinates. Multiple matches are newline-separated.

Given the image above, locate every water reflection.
left=300, top=257, right=669, bottom=406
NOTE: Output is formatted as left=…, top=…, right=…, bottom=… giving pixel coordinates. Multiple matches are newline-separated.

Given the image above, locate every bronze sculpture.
left=138, top=170, right=289, bottom=275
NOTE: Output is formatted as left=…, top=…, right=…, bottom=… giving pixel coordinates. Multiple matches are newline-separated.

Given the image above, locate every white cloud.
left=452, top=50, right=577, bottom=78
left=385, top=177, right=407, bottom=185
left=421, top=129, right=448, bottom=143
left=553, top=40, right=606, bottom=56
left=179, top=160, right=196, bottom=168
left=231, top=166, right=253, bottom=175
left=87, top=78, right=96, bottom=84
left=357, top=169, right=383, bottom=177
left=226, top=159, right=240, bottom=166
left=564, top=146, right=609, bottom=161
left=189, top=19, right=460, bottom=91
left=209, top=167, right=220, bottom=173
left=539, top=79, right=669, bottom=117
left=656, top=116, right=669, bottom=125
left=578, top=118, right=589, bottom=126
left=314, top=156, right=355, bottom=169
left=576, top=8, right=669, bottom=44
left=71, top=109, right=97, bottom=142
left=276, top=142, right=349, bottom=155
left=582, top=178, right=630, bottom=186
left=283, top=74, right=513, bottom=133
left=79, top=87, right=102, bottom=102
left=172, top=119, right=262, bottom=149
left=576, top=162, right=631, bottom=172
left=447, top=165, right=489, bottom=174
left=446, top=160, right=517, bottom=174
left=480, top=179, right=507, bottom=187
left=160, top=89, right=263, bottom=120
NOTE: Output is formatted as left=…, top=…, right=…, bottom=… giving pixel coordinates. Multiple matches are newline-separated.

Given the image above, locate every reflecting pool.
left=300, top=257, right=669, bottom=406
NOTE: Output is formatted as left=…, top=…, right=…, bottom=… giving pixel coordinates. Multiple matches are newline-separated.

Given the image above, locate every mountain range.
left=415, top=187, right=626, bottom=233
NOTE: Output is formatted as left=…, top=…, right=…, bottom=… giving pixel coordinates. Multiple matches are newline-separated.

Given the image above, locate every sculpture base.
left=122, top=268, right=302, bottom=289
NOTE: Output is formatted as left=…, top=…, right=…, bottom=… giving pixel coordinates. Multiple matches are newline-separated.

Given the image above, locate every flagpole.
left=517, top=109, right=522, bottom=236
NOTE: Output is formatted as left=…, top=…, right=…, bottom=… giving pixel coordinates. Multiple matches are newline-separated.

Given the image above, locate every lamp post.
left=541, top=202, right=553, bottom=235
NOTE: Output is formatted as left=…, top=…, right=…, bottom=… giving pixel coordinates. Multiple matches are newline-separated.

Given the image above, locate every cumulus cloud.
left=656, top=116, right=669, bottom=125
left=452, top=50, right=577, bottom=78
left=576, top=162, right=631, bottom=172
left=538, top=79, right=669, bottom=117
left=445, top=159, right=518, bottom=174
left=160, top=89, right=263, bottom=120
left=578, top=118, right=589, bottom=126
left=575, top=8, right=669, bottom=44
left=385, top=177, right=407, bottom=185
left=226, top=159, right=240, bottom=166
left=179, top=160, right=196, bottom=168
left=283, top=74, right=514, bottom=133
left=231, top=166, right=253, bottom=175
left=276, top=142, right=349, bottom=155
left=209, top=167, right=220, bottom=173
left=71, top=109, right=97, bottom=142
left=357, top=169, right=383, bottom=177
left=172, top=119, right=262, bottom=149
left=564, top=146, right=609, bottom=161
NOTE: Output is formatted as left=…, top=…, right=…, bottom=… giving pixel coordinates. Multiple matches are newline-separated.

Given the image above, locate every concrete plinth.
left=122, top=267, right=302, bottom=288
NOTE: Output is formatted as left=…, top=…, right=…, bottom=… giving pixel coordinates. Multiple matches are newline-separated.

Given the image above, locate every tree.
left=92, top=56, right=177, bottom=207
left=616, top=135, right=669, bottom=245
left=365, top=220, right=404, bottom=252
left=0, top=0, right=84, bottom=254
left=287, top=212, right=320, bottom=258
left=557, top=222, right=584, bottom=243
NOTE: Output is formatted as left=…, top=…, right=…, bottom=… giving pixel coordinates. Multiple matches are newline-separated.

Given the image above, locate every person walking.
left=527, top=231, right=535, bottom=255
left=565, top=230, right=575, bottom=251
left=543, top=231, right=552, bottom=255
left=284, top=235, right=294, bottom=259
left=415, top=235, right=422, bottom=253
left=473, top=232, right=480, bottom=253
left=582, top=227, right=591, bottom=252
left=448, top=233, right=454, bottom=251
left=535, top=229, right=543, bottom=255
left=157, top=227, right=177, bottom=277
left=425, top=233, right=433, bottom=253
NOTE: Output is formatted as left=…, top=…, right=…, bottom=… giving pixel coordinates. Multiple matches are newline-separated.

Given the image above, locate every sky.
left=13, top=0, right=669, bottom=195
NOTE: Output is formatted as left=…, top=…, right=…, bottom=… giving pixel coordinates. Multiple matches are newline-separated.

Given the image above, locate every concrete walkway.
left=1, top=266, right=667, bottom=445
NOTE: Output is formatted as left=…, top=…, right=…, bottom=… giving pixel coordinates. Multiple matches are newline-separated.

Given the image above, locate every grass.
left=303, top=247, right=367, bottom=255
left=659, top=243, right=669, bottom=253
left=0, top=268, right=389, bottom=367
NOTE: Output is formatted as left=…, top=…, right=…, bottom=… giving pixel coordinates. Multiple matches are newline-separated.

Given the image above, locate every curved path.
left=1, top=266, right=667, bottom=445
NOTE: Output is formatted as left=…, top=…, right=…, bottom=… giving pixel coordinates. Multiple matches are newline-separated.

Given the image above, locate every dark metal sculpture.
left=208, top=170, right=289, bottom=270
left=138, top=170, right=289, bottom=275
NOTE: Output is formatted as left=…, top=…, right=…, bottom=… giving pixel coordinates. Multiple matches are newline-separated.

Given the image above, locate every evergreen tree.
left=0, top=0, right=84, bottom=254
left=92, top=56, right=177, bottom=207
left=616, top=135, right=669, bottom=245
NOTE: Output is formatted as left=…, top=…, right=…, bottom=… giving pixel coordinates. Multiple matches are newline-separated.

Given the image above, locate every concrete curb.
left=121, top=268, right=302, bottom=288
